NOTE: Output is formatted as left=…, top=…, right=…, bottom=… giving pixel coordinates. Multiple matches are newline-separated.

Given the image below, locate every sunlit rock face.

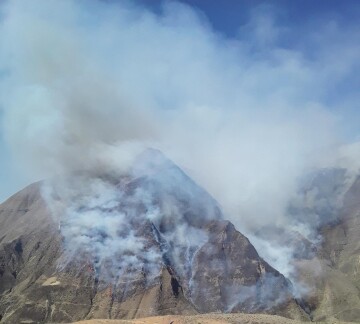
left=0, top=150, right=305, bottom=323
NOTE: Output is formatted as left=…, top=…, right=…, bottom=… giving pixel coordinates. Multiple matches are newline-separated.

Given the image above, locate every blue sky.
left=139, top=0, right=360, bottom=37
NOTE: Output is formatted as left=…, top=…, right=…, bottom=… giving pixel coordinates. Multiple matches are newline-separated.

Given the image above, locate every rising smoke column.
left=0, top=0, right=359, bottom=298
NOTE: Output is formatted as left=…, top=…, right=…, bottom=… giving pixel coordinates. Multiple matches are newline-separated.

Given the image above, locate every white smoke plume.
left=0, top=0, right=359, bottom=300
left=41, top=148, right=216, bottom=293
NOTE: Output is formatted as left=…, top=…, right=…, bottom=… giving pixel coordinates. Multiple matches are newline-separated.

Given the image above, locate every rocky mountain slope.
left=1, top=151, right=360, bottom=323
left=0, top=151, right=306, bottom=323
left=293, top=174, right=360, bottom=322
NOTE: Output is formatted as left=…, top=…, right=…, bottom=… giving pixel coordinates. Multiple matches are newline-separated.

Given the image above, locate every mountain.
left=292, top=173, right=360, bottom=322
left=0, top=150, right=306, bottom=323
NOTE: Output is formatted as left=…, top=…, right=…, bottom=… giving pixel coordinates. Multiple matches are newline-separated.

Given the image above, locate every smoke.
left=41, top=148, right=216, bottom=292
left=42, top=172, right=163, bottom=284
left=0, top=0, right=360, bottom=302
left=225, top=273, right=290, bottom=313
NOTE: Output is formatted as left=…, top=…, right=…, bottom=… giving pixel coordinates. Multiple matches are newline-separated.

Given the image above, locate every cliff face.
left=0, top=151, right=305, bottom=323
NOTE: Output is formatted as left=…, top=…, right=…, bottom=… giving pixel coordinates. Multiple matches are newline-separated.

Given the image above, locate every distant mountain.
left=0, top=150, right=305, bottom=323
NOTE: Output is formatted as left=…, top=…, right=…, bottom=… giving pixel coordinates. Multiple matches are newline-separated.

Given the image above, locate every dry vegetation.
left=72, top=313, right=353, bottom=324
